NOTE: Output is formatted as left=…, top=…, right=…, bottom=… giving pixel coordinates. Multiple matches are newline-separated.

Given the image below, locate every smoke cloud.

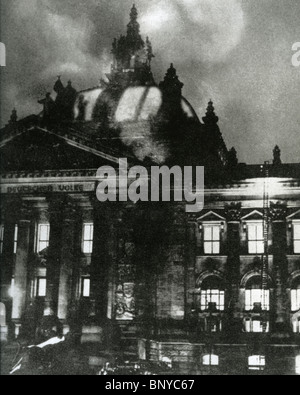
left=0, top=0, right=299, bottom=164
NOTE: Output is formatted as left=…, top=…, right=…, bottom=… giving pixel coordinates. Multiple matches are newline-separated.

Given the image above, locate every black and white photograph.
left=0, top=0, right=300, bottom=377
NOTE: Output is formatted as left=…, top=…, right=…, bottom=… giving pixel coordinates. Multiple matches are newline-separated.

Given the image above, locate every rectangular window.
left=203, top=225, right=220, bottom=255
left=245, top=289, right=270, bottom=311
left=293, top=223, right=300, bottom=254
left=82, top=223, right=94, bottom=254
left=0, top=225, right=4, bottom=254
left=291, top=288, right=300, bottom=312
left=296, top=356, right=300, bottom=375
left=200, top=290, right=225, bottom=311
left=37, top=224, right=50, bottom=253
left=248, top=355, right=266, bottom=371
left=292, top=319, right=300, bottom=334
left=245, top=319, right=269, bottom=333
left=203, top=354, right=219, bottom=366
left=37, top=278, right=47, bottom=297
left=14, top=224, right=18, bottom=254
left=82, top=278, right=91, bottom=298
left=247, top=223, right=264, bottom=254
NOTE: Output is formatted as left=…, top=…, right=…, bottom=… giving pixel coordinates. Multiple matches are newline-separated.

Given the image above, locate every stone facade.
left=0, top=5, right=300, bottom=375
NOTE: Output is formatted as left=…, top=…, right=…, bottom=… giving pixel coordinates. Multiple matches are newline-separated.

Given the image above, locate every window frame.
left=36, top=223, right=50, bottom=253
left=244, top=318, right=270, bottom=333
left=82, top=223, right=94, bottom=255
left=81, top=277, right=91, bottom=298
left=248, top=355, right=266, bottom=371
left=0, top=224, right=4, bottom=255
left=202, top=354, right=219, bottom=367
left=13, top=224, right=18, bottom=254
left=296, top=356, right=300, bottom=375
left=202, top=222, right=221, bottom=255
left=245, top=288, right=270, bottom=312
left=293, top=222, right=300, bottom=254
left=246, top=221, right=264, bottom=255
left=36, top=277, right=47, bottom=298
left=291, top=287, right=300, bottom=313
left=200, top=289, right=225, bottom=312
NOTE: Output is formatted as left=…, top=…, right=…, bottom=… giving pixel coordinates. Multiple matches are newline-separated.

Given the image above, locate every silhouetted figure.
left=38, top=93, right=56, bottom=122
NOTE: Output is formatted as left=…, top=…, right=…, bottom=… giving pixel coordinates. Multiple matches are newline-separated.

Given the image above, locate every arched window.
left=200, top=276, right=225, bottom=311
left=203, top=354, right=219, bottom=366
left=245, top=276, right=270, bottom=311
left=291, top=278, right=300, bottom=312
left=248, top=355, right=265, bottom=371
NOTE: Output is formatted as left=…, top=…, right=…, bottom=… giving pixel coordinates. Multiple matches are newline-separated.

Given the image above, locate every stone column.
left=90, top=199, right=110, bottom=322
left=186, top=218, right=197, bottom=312
left=57, top=201, right=77, bottom=322
left=12, top=217, right=31, bottom=321
left=270, top=202, right=288, bottom=331
left=225, top=203, right=242, bottom=336
left=45, top=199, right=63, bottom=313
left=0, top=221, right=15, bottom=301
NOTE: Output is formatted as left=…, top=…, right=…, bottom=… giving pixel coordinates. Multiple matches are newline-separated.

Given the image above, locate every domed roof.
left=73, top=85, right=200, bottom=125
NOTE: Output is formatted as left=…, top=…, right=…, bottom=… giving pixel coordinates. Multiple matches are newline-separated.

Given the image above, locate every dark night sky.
left=0, top=0, right=299, bottom=164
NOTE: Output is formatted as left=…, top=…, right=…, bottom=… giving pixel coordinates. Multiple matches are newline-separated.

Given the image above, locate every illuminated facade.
left=0, top=5, right=300, bottom=375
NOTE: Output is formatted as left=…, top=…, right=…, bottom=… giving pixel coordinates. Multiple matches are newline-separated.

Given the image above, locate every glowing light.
left=244, top=178, right=291, bottom=198
left=74, top=88, right=103, bottom=121
left=296, top=356, right=300, bottom=375
left=248, top=355, right=266, bottom=371
left=203, top=354, right=219, bottom=366
left=116, top=87, right=162, bottom=123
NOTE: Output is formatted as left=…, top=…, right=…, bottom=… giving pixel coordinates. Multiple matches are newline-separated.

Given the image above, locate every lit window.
left=203, top=225, right=220, bottom=255
left=247, top=223, right=264, bottom=254
left=245, top=277, right=270, bottom=311
left=248, top=355, right=265, bottom=371
left=14, top=225, right=18, bottom=254
left=0, top=225, right=4, bottom=254
left=291, top=285, right=300, bottom=312
left=82, top=223, right=94, bottom=254
left=36, top=278, right=47, bottom=297
left=292, top=319, right=300, bottom=334
left=200, top=277, right=225, bottom=311
left=82, top=278, right=91, bottom=298
left=37, top=224, right=50, bottom=253
left=9, top=278, right=15, bottom=299
left=245, top=319, right=269, bottom=333
left=203, top=354, right=219, bottom=366
left=296, top=356, right=300, bottom=375
left=293, top=224, right=300, bottom=254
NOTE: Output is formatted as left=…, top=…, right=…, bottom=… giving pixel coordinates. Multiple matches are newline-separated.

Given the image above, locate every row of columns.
left=0, top=196, right=114, bottom=332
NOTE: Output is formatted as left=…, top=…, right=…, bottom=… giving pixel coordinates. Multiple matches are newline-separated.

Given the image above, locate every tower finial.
left=127, top=3, right=140, bottom=33
left=273, top=145, right=282, bottom=166
left=202, top=100, right=219, bottom=124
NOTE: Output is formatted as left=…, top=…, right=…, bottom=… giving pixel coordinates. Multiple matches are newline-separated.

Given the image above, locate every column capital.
left=269, top=201, right=287, bottom=222
left=225, top=202, right=242, bottom=222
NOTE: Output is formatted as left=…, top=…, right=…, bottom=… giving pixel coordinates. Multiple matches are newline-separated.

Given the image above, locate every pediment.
left=241, top=210, right=263, bottom=221
left=287, top=210, right=300, bottom=221
left=198, top=211, right=226, bottom=222
left=0, top=127, right=120, bottom=173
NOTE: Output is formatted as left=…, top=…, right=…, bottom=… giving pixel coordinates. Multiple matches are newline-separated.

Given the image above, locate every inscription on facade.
left=1, top=183, right=95, bottom=194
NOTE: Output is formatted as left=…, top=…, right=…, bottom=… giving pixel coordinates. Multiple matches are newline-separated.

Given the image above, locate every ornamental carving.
left=115, top=282, right=136, bottom=321
left=269, top=202, right=287, bottom=221
left=225, top=202, right=242, bottom=222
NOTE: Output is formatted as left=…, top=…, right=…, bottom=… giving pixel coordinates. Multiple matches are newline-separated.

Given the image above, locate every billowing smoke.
left=1, top=0, right=299, bottom=164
